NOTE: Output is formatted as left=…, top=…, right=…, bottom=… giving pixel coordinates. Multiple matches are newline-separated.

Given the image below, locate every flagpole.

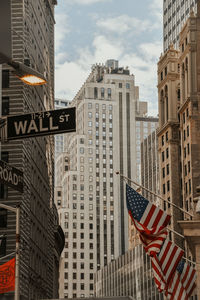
left=116, top=171, right=194, bottom=217
left=15, top=205, right=20, bottom=300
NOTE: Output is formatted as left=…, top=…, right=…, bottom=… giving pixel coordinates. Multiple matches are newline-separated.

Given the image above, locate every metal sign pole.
left=14, top=206, right=20, bottom=300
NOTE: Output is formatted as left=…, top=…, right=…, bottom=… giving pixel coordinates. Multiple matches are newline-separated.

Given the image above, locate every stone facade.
left=0, top=0, right=64, bottom=299
left=157, top=8, right=200, bottom=252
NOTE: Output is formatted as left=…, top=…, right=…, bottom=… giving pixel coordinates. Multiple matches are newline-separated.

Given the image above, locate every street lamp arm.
left=0, top=52, right=46, bottom=86
left=0, top=203, right=17, bottom=213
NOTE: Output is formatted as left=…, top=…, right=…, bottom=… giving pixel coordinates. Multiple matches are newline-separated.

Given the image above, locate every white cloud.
left=120, top=40, right=162, bottom=116
left=149, top=0, right=163, bottom=25
left=55, top=35, right=124, bottom=99
left=139, top=41, right=162, bottom=61
left=96, top=15, right=151, bottom=34
left=55, top=13, right=70, bottom=51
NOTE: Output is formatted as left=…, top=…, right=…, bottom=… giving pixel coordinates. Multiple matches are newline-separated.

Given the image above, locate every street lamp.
left=0, top=52, right=46, bottom=86
left=0, top=203, right=20, bottom=300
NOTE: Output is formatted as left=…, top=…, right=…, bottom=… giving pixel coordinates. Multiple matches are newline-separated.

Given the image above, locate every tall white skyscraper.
left=163, top=0, right=197, bottom=52
left=56, top=60, right=148, bottom=298
left=54, top=98, right=71, bottom=157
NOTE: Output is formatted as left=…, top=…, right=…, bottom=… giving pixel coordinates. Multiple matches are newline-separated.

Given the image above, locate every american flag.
left=166, top=259, right=196, bottom=299
left=139, top=230, right=168, bottom=256
left=126, top=184, right=171, bottom=235
left=151, top=239, right=184, bottom=293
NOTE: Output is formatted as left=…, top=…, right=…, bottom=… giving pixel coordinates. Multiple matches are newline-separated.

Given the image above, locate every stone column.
left=178, top=186, right=200, bottom=299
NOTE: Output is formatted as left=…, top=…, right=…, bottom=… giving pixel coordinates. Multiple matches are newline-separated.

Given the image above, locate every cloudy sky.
left=55, top=0, right=163, bottom=116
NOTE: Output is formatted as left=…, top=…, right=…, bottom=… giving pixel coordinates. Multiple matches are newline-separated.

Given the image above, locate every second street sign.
left=0, top=160, right=23, bottom=192
left=5, top=107, right=76, bottom=140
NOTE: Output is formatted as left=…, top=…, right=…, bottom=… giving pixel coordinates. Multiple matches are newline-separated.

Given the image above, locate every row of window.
left=64, top=220, right=93, bottom=229
left=64, top=252, right=93, bottom=262
left=64, top=281, right=93, bottom=291
left=161, top=131, right=169, bottom=146
left=64, top=294, right=94, bottom=299
left=64, top=272, right=93, bottom=281
left=88, top=103, right=112, bottom=110
left=72, top=203, right=93, bottom=210
left=162, top=148, right=169, bottom=162
left=163, top=181, right=170, bottom=194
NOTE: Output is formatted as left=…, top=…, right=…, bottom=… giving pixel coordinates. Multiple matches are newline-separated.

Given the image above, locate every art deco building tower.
left=56, top=60, right=148, bottom=298
left=0, top=1, right=64, bottom=300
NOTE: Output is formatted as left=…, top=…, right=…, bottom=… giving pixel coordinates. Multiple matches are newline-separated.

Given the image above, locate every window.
left=73, top=253, right=77, bottom=259
left=166, top=131, right=168, bottom=142
left=162, top=135, right=164, bottom=146
left=80, top=252, right=84, bottom=259
left=163, top=184, right=166, bottom=195
left=126, top=83, right=130, bottom=89
left=81, top=273, right=84, bottom=279
left=88, top=121, right=92, bottom=127
left=73, top=243, right=77, bottom=249
left=81, top=283, right=84, bottom=290
left=162, top=151, right=165, bottom=162
left=94, top=87, right=98, bottom=98
left=108, top=88, right=111, bottom=99
left=166, top=148, right=169, bottom=159
left=101, top=88, right=104, bottom=98
left=88, top=103, right=92, bottom=109
left=162, top=167, right=165, bottom=178
left=167, top=181, right=170, bottom=192
left=0, top=236, right=6, bottom=257
left=65, top=273, right=68, bottom=279
left=80, top=262, right=84, bottom=269
left=2, top=97, right=9, bottom=115
left=80, top=242, right=84, bottom=249
left=73, top=263, right=77, bottom=269
left=88, top=112, right=92, bottom=118
left=119, top=83, right=122, bottom=88
left=80, top=147, right=84, bottom=154
left=73, top=283, right=77, bottom=290
left=73, top=273, right=77, bottom=279
left=90, top=273, right=93, bottom=280
left=2, top=70, right=9, bottom=88
left=187, top=125, right=189, bottom=137
left=166, top=164, right=169, bottom=175
left=90, top=263, right=93, bottom=269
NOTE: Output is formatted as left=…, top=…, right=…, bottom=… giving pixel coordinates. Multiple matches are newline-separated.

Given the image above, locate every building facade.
left=55, top=99, right=71, bottom=157
left=135, top=116, right=158, bottom=184
left=163, top=0, right=197, bottom=52
left=0, top=1, right=64, bottom=299
left=56, top=60, right=148, bottom=298
left=158, top=7, right=200, bottom=250
left=95, top=244, right=163, bottom=300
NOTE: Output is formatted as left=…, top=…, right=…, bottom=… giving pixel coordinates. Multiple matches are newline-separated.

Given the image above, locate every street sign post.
left=1, top=107, right=76, bottom=141
left=0, top=160, right=23, bottom=192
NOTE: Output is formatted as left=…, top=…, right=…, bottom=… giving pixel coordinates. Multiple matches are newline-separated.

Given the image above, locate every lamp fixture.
left=0, top=52, right=46, bottom=86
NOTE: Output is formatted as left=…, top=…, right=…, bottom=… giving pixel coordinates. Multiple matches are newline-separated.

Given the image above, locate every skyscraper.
left=0, top=1, right=64, bottom=299
left=56, top=60, right=148, bottom=298
left=54, top=98, right=71, bottom=158
left=163, top=0, right=197, bottom=52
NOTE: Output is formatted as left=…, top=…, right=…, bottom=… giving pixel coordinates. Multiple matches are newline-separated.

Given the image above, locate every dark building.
left=0, top=0, right=64, bottom=299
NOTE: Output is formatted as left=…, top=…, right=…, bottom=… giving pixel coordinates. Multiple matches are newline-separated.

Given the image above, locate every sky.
left=55, top=0, right=163, bottom=116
